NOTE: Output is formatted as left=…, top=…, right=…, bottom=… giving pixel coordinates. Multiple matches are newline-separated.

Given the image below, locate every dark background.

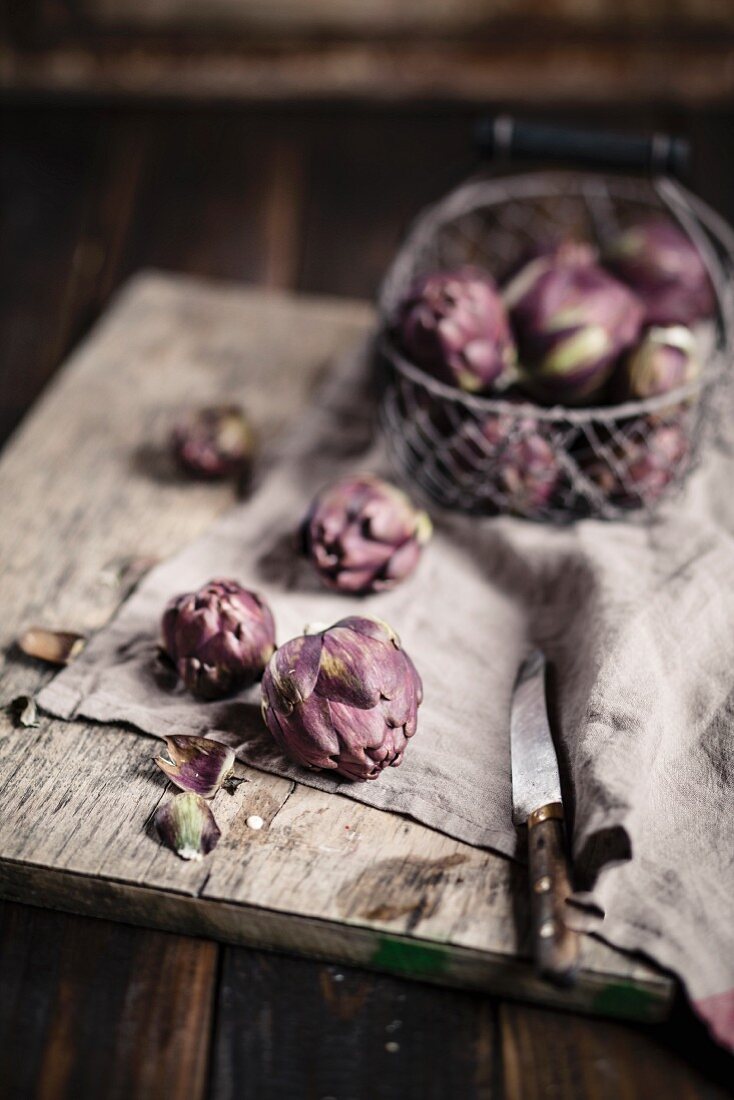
left=4, top=100, right=734, bottom=450
left=2, top=5, right=734, bottom=1098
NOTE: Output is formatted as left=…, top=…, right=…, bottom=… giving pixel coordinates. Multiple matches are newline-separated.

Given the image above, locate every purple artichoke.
left=162, top=579, right=276, bottom=699
left=604, top=219, right=715, bottom=327
left=451, top=413, right=561, bottom=515
left=620, top=325, right=700, bottom=401
left=302, top=475, right=432, bottom=595
left=504, top=250, right=644, bottom=405
left=261, top=616, right=422, bottom=782
left=171, top=405, right=254, bottom=480
left=582, top=420, right=689, bottom=509
left=394, top=266, right=516, bottom=393
left=502, top=238, right=598, bottom=283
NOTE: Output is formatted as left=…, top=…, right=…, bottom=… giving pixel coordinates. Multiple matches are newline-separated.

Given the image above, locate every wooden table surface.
left=2, top=99, right=734, bottom=1099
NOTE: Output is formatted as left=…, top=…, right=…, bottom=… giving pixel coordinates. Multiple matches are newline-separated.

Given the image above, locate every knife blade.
left=510, top=649, right=579, bottom=986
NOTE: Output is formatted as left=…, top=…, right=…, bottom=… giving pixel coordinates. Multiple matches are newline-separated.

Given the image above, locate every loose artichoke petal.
left=155, top=792, right=221, bottom=861
left=11, top=695, right=39, bottom=728
left=18, top=628, right=85, bottom=666
left=154, top=735, right=235, bottom=799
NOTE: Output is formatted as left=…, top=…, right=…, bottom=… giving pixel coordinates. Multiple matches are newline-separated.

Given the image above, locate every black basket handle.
left=475, top=116, right=690, bottom=179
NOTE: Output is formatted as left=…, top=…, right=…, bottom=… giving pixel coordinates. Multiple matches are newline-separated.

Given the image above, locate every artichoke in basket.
left=450, top=412, right=561, bottom=515
left=504, top=249, right=644, bottom=405
left=581, top=420, right=690, bottom=509
left=603, top=219, right=716, bottom=327
left=162, top=578, right=276, bottom=699
left=261, top=616, right=422, bottom=782
left=394, top=266, right=516, bottom=394
left=171, top=405, right=254, bottom=480
left=302, top=475, right=432, bottom=595
left=619, top=325, right=701, bottom=401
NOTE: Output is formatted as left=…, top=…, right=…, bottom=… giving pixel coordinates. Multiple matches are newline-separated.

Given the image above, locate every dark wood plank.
left=683, top=107, right=734, bottom=227
left=0, top=901, right=217, bottom=1100
left=12, top=0, right=734, bottom=37
left=210, top=947, right=498, bottom=1100
left=3, top=38, right=734, bottom=106
left=0, top=104, right=101, bottom=444
left=4, top=100, right=733, bottom=452
left=295, top=103, right=699, bottom=302
left=0, top=103, right=307, bottom=447
left=3, top=100, right=734, bottom=1098
left=95, top=107, right=299, bottom=291
left=500, top=1002, right=733, bottom=1100
left=297, top=107, right=474, bottom=301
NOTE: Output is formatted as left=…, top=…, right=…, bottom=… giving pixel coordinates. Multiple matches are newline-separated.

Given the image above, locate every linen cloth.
left=39, top=341, right=734, bottom=1050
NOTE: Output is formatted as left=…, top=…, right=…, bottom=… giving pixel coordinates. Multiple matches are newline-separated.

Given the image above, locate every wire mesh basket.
left=377, top=135, right=734, bottom=522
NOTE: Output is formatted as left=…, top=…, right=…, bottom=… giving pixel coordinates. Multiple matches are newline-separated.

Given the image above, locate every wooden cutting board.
left=0, top=273, right=672, bottom=1022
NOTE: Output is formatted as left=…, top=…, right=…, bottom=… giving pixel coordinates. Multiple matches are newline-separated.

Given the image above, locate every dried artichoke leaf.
left=155, top=792, right=221, bottom=861
left=18, top=627, right=85, bottom=666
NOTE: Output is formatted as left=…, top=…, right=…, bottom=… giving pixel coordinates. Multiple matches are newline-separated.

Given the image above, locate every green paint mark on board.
left=371, top=936, right=448, bottom=979
left=591, top=982, right=662, bottom=1022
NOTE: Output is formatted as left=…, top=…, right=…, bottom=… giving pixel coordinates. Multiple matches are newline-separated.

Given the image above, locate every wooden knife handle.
left=527, top=803, right=580, bottom=986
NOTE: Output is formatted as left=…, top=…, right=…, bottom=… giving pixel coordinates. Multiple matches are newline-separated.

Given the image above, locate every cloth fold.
left=39, top=341, right=734, bottom=1050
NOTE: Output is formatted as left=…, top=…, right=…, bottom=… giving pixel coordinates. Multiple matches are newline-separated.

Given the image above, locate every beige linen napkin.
left=39, top=341, right=734, bottom=1050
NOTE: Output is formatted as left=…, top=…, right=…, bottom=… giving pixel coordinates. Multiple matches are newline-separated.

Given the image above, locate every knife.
left=510, top=649, right=579, bottom=986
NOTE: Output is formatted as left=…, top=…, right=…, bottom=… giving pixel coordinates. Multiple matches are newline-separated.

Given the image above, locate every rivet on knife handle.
left=527, top=801, right=579, bottom=986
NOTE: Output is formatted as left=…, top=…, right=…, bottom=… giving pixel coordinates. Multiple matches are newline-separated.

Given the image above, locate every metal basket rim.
left=377, top=168, right=732, bottom=424
left=377, top=330, right=720, bottom=425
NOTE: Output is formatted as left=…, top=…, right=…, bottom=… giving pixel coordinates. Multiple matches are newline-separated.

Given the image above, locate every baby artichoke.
left=394, top=267, right=516, bottom=393
left=171, top=405, right=254, bottom=480
left=451, top=413, right=560, bottom=515
left=604, top=219, right=715, bottom=327
left=162, top=578, right=276, bottom=700
left=302, top=475, right=432, bottom=595
left=621, top=326, right=700, bottom=401
left=582, top=421, right=689, bottom=509
left=505, top=250, right=643, bottom=405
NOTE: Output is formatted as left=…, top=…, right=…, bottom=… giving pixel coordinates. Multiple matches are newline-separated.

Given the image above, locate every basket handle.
left=475, top=115, right=690, bottom=179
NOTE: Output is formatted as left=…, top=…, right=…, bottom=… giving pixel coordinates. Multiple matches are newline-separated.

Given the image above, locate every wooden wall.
left=3, top=1, right=734, bottom=103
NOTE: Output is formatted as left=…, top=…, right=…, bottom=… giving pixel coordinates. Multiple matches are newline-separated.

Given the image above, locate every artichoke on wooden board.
left=261, top=616, right=422, bottom=782
left=171, top=405, right=254, bottom=480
